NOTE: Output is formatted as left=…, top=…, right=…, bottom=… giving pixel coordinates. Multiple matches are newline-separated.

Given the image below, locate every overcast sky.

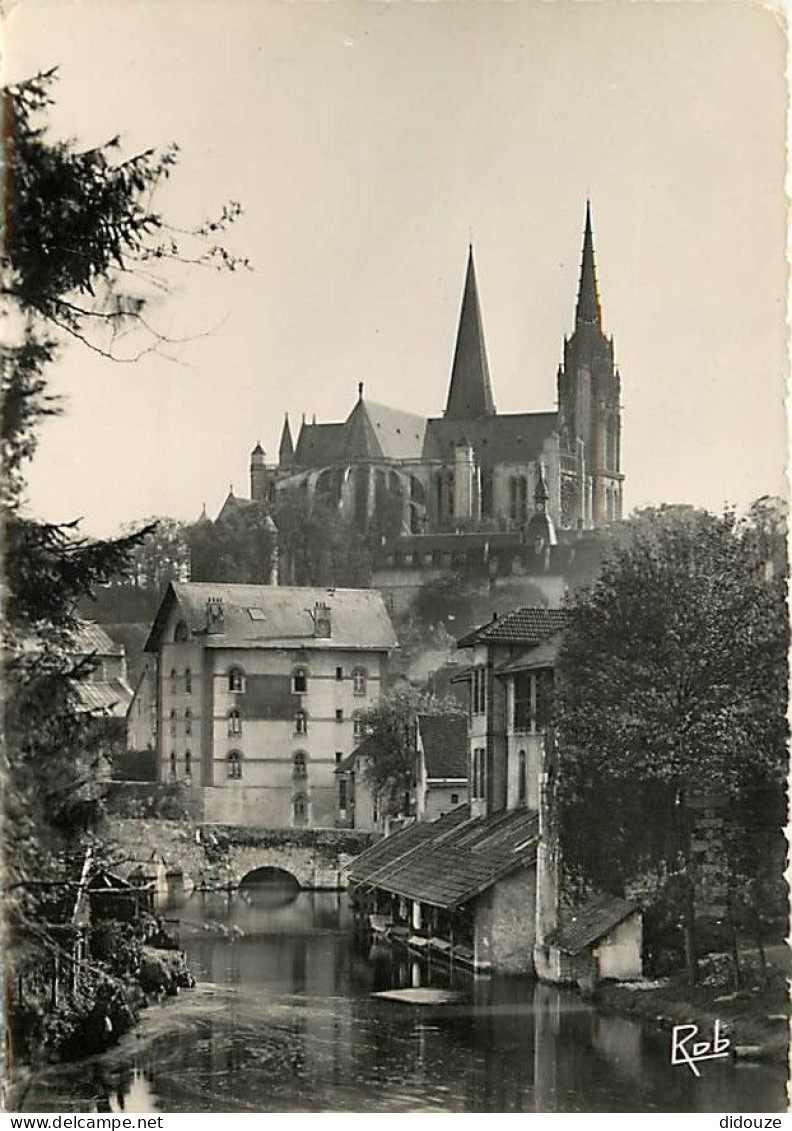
left=8, top=0, right=789, bottom=536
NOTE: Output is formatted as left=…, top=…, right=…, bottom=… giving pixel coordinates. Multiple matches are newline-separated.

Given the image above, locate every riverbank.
left=597, top=955, right=790, bottom=1067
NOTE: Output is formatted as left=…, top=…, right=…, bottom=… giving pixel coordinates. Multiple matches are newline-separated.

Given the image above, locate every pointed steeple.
left=278, top=413, right=294, bottom=468
left=575, top=200, right=603, bottom=330
left=444, top=245, right=496, bottom=419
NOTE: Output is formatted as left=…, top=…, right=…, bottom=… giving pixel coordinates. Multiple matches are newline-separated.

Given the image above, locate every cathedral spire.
left=444, top=245, right=496, bottom=419
left=575, top=200, right=603, bottom=330
left=278, top=413, right=294, bottom=468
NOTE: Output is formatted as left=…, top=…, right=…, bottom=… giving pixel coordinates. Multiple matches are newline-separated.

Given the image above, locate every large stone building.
left=144, top=582, right=396, bottom=827
left=242, top=203, right=623, bottom=539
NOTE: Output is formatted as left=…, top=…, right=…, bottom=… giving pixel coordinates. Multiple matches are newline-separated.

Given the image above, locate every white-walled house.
left=414, top=714, right=468, bottom=821
left=144, top=583, right=396, bottom=827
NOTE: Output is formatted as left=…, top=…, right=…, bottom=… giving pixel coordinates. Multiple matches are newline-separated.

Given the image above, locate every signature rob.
left=671, top=1020, right=731, bottom=1076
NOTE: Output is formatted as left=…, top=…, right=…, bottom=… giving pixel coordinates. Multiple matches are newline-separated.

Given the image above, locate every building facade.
left=144, top=583, right=396, bottom=828
left=236, top=204, right=624, bottom=540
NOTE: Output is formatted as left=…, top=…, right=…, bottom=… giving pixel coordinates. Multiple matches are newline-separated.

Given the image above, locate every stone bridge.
left=108, top=818, right=378, bottom=892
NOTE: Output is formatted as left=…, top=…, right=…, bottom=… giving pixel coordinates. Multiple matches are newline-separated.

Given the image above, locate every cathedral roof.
left=575, top=200, right=603, bottom=330
left=294, top=421, right=346, bottom=465
left=341, top=396, right=428, bottom=460
left=443, top=246, right=496, bottom=419
left=425, top=411, right=557, bottom=468
left=278, top=415, right=294, bottom=465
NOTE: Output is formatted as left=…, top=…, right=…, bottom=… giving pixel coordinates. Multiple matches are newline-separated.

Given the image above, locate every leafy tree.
left=359, top=688, right=466, bottom=817
left=554, top=504, right=788, bottom=988
left=121, top=516, right=191, bottom=591
left=2, top=69, right=243, bottom=1061
left=274, top=488, right=371, bottom=588
left=187, top=502, right=277, bottom=585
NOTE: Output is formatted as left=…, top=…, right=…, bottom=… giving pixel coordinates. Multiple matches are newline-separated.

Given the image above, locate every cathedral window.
left=509, top=476, right=528, bottom=525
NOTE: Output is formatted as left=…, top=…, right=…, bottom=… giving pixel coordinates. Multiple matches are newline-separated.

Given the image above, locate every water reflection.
left=13, top=891, right=786, bottom=1113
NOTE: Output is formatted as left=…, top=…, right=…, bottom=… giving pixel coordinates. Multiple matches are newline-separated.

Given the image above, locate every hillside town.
left=4, top=7, right=788, bottom=1116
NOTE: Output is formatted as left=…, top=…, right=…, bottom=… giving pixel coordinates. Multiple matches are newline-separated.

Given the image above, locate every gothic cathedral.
left=226, top=203, right=624, bottom=540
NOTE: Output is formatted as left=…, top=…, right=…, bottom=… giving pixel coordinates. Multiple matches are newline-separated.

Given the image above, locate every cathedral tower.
left=556, top=202, right=623, bottom=528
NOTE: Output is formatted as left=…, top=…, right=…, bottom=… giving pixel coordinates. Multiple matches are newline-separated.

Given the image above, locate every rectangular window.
left=336, top=666, right=343, bottom=681
left=335, top=751, right=343, bottom=765
left=451, top=792, right=459, bottom=805
left=339, top=779, right=348, bottom=810
left=513, top=673, right=531, bottom=732
left=335, top=709, right=344, bottom=723
left=472, top=666, right=487, bottom=715
left=535, top=670, right=555, bottom=731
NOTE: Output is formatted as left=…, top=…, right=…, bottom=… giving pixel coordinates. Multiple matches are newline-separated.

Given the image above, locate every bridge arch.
left=239, top=865, right=301, bottom=891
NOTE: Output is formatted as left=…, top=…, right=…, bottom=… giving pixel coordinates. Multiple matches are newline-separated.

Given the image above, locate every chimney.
left=313, top=601, right=332, bottom=638
left=205, top=597, right=225, bottom=632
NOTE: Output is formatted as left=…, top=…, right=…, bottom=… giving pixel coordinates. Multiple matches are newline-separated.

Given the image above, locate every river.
left=14, top=883, right=787, bottom=1113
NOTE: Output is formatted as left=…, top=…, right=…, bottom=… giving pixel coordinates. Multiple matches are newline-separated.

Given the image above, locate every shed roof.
left=145, top=583, right=397, bottom=653
left=349, top=804, right=538, bottom=909
left=74, top=678, right=133, bottom=717
left=416, top=714, right=468, bottom=780
left=545, top=894, right=639, bottom=955
left=71, top=621, right=125, bottom=657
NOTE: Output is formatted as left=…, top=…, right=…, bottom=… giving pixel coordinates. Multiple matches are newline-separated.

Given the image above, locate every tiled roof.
left=424, top=412, right=558, bottom=469
left=545, top=894, right=638, bottom=955
left=457, top=607, right=567, bottom=647
left=349, top=804, right=538, bottom=909
left=417, top=714, right=468, bottom=780
left=145, top=583, right=397, bottom=653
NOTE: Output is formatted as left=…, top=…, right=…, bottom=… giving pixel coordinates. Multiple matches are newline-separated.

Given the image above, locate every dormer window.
left=228, top=667, right=245, bottom=693
left=292, top=667, right=307, bottom=694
